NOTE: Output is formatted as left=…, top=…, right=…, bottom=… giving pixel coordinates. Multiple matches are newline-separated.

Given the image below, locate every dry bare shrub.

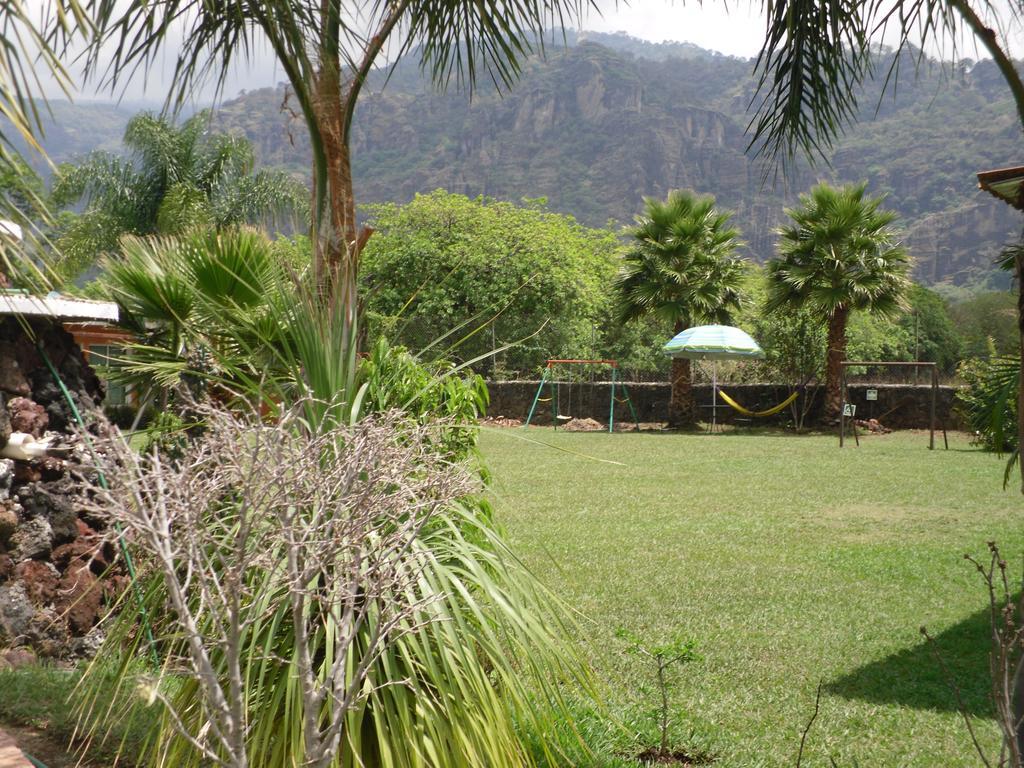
left=83, top=400, right=475, bottom=768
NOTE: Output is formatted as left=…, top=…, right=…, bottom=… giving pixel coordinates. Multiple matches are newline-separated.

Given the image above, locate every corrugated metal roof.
left=977, top=165, right=1024, bottom=210
left=0, top=292, right=118, bottom=322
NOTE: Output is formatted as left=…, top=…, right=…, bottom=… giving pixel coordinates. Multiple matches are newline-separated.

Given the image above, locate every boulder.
left=14, top=483, right=77, bottom=547
left=7, top=397, right=47, bottom=437
left=0, top=583, right=34, bottom=642
left=70, top=626, right=105, bottom=658
left=56, top=563, right=102, bottom=636
left=14, top=561, right=58, bottom=605
left=0, top=504, right=16, bottom=547
left=0, top=352, right=30, bottom=397
left=0, top=459, right=13, bottom=499
left=52, top=537, right=109, bottom=577
left=0, top=395, right=9, bottom=448
left=1, top=646, right=37, bottom=668
left=12, top=462, right=41, bottom=484
left=10, top=517, right=52, bottom=561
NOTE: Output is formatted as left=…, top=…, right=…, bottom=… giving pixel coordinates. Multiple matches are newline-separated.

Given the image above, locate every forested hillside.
left=214, top=36, right=1024, bottom=287
left=20, top=32, right=1024, bottom=286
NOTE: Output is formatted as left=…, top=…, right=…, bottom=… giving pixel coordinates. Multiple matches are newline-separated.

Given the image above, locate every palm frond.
left=617, top=190, right=746, bottom=329
left=766, top=182, right=909, bottom=317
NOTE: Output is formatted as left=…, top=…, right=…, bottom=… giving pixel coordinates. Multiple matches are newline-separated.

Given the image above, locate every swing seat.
left=556, top=414, right=572, bottom=421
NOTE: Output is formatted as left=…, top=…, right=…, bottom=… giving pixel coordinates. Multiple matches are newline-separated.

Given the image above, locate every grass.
left=481, top=426, right=1024, bottom=767
left=0, top=427, right=1016, bottom=766
left=0, top=663, right=150, bottom=766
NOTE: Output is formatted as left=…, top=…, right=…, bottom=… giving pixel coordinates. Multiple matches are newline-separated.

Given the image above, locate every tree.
left=765, top=183, right=909, bottom=419
left=899, top=284, right=962, bottom=375
left=360, top=191, right=620, bottom=374
left=950, top=290, right=1020, bottom=359
left=616, top=190, right=746, bottom=427
left=0, top=1, right=91, bottom=287
left=0, top=156, right=48, bottom=286
left=754, top=306, right=827, bottom=431
left=51, top=111, right=307, bottom=281
left=79, top=0, right=595, bottom=364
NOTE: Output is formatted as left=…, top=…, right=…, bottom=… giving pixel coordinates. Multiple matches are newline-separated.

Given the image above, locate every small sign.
left=866, top=389, right=878, bottom=401
left=843, top=403, right=857, bottom=418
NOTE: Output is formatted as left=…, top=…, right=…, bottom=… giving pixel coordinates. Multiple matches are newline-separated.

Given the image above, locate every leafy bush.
left=957, top=350, right=1018, bottom=453
left=360, top=191, right=621, bottom=377
left=359, top=336, right=489, bottom=462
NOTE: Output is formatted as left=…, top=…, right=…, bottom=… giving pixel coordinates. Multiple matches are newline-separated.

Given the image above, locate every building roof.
left=0, top=291, right=119, bottom=322
left=0, top=220, right=23, bottom=241
left=977, top=166, right=1024, bottom=210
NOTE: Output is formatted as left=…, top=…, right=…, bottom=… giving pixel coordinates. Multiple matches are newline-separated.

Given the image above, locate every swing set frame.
left=839, top=360, right=948, bottom=449
left=524, top=359, right=641, bottom=433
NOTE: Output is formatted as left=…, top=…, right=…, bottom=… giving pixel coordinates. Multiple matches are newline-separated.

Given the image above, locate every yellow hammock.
left=717, top=389, right=798, bottom=418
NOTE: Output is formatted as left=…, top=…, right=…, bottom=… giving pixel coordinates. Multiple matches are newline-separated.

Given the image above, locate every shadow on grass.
left=827, top=604, right=994, bottom=717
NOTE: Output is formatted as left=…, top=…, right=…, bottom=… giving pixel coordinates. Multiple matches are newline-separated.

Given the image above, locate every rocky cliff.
left=212, top=39, right=1021, bottom=286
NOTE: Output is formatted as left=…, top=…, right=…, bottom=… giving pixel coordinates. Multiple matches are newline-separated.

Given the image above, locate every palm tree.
left=51, top=111, right=307, bottom=281
left=617, top=190, right=745, bottom=427
left=765, top=182, right=910, bottom=420
left=0, top=1, right=91, bottom=287
left=77, top=0, right=594, bottom=358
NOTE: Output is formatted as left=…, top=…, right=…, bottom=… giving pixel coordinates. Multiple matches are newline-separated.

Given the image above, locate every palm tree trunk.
left=824, top=306, right=849, bottom=420
left=668, top=357, right=695, bottom=428
left=309, top=62, right=364, bottom=358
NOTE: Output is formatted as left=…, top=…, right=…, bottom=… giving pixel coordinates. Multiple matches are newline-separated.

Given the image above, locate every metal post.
left=839, top=364, right=846, bottom=447
left=929, top=365, right=936, bottom=450
left=712, top=361, right=718, bottom=432
left=553, top=372, right=558, bottom=429
left=608, top=367, right=617, bottom=434
left=622, top=383, right=642, bottom=431
left=524, top=368, right=548, bottom=428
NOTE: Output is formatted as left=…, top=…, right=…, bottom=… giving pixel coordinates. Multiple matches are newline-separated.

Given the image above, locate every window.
left=89, top=344, right=129, bottom=405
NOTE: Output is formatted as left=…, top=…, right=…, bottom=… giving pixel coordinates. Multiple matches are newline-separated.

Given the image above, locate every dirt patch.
left=1, top=723, right=98, bottom=768
left=808, top=503, right=954, bottom=544
left=635, top=747, right=714, bottom=765
left=481, top=416, right=523, bottom=428
left=559, top=417, right=605, bottom=431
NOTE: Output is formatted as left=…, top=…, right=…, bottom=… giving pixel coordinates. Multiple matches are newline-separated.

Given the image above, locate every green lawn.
left=482, top=427, right=1022, bottom=767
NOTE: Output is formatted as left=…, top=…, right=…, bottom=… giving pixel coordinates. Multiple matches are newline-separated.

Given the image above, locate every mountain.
left=11, top=100, right=134, bottom=170
left=213, top=38, right=1021, bottom=286
left=15, top=34, right=1024, bottom=286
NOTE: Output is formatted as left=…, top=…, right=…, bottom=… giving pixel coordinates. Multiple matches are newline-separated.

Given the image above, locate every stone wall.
left=0, top=317, right=119, bottom=659
left=487, top=380, right=964, bottom=430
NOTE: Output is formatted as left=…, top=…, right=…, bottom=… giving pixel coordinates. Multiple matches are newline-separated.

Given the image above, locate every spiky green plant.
left=79, top=500, right=588, bottom=768
left=51, top=111, right=308, bottom=281
left=957, top=352, right=1020, bottom=486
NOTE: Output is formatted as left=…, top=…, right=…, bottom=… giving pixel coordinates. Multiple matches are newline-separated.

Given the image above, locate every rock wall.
left=488, top=380, right=964, bottom=430
left=0, top=317, right=120, bottom=659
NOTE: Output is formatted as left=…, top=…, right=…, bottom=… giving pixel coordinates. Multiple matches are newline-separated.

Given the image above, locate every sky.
left=56, top=0, right=771, bottom=104
left=32, top=0, right=1023, bottom=105
left=586, top=0, right=768, bottom=58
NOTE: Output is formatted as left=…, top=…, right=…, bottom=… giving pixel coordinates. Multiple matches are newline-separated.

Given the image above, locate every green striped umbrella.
left=663, top=324, right=764, bottom=429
